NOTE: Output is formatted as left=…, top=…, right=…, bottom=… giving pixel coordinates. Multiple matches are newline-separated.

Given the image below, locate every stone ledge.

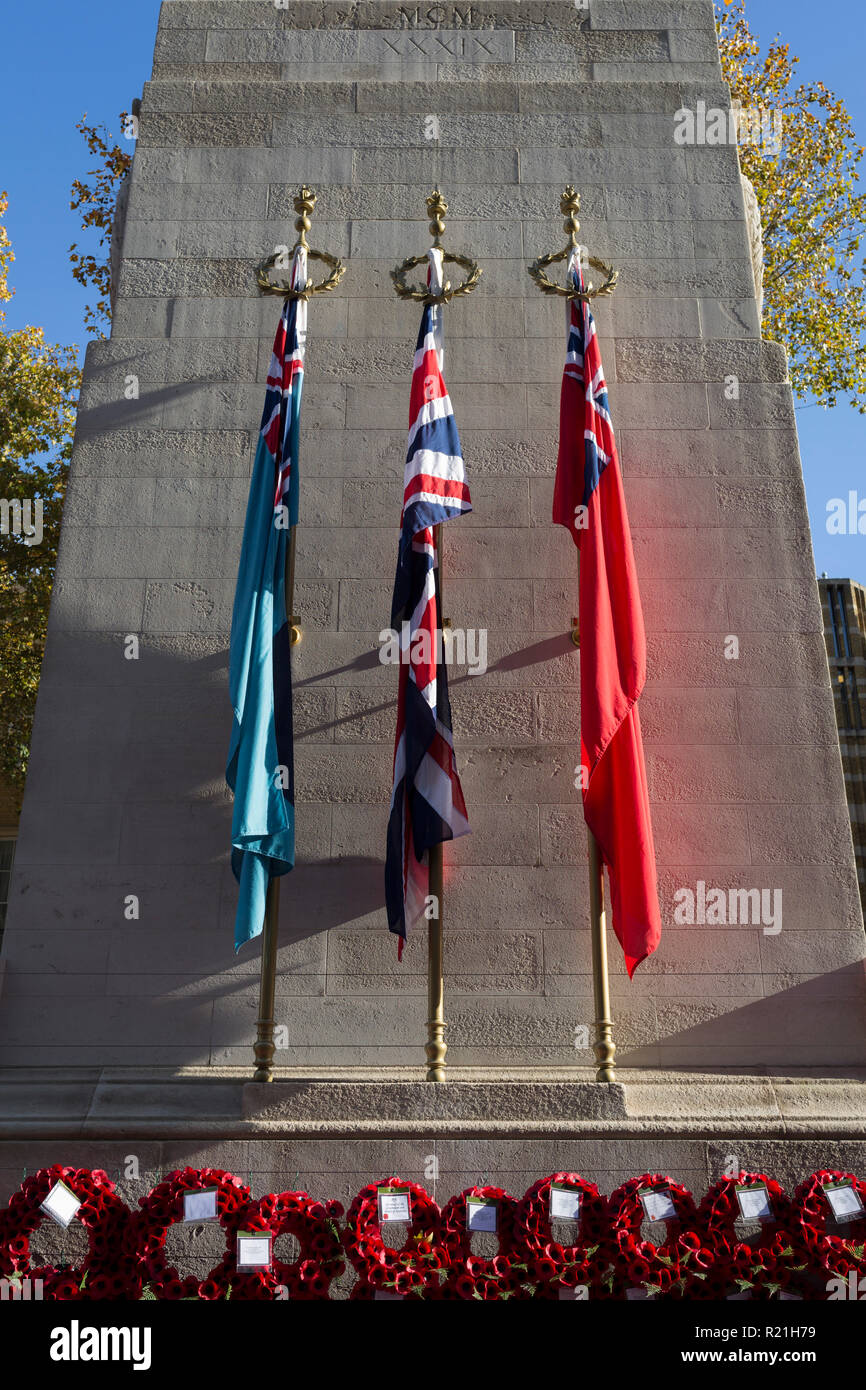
left=241, top=1079, right=628, bottom=1122
left=1, top=1068, right=865, bottom=1141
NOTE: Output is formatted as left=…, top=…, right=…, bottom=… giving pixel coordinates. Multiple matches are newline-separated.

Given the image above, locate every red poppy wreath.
left=129, top=1167, right=253, bottom=1300
left=794, top=1169, right=866, bottom=1287
left=698, top=1171, right=803, bottom=1299
left=515, top=1173, right=610, bottom=1296
left=440, top=1185, right=528, bottom=1300
left=607, top=1174, right=702, bottom=1299
left=0, top=1164, right=138, bottom=1300
left=250, top=1190, right=345, bottom=1299
left=344, top=1177, right=446, bottom=1297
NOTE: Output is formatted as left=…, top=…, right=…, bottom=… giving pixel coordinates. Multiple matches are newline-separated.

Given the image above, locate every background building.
left=820, top=576, right=866, bottom=914
left=0, top=776, right=18, bottom=955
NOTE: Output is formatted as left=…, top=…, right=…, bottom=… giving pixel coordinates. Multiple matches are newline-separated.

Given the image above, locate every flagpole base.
left=425, top=1027, right=448, bottom=1083
left=253, top=1029, right=276, bottom=1084
left=594, top=1026, right=617, bottom=1084
left=426, top=845, right=447, bottom=1083
left=252, top=878, right=281, bottom=1082
left=588, top=828, right=617, bottom=1085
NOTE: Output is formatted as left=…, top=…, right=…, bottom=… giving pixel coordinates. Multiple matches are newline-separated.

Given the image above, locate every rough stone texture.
left=5, top=1067, right=865, bottom=1296
left=1, top=0, right=864, bottom=1087
left=2, top=1066, right=865, bottom=1135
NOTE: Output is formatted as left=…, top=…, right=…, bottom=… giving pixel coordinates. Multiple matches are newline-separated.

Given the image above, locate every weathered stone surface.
left=1, top=0, right=862, bottom=1091
left=1, top=1071, right=865, bottom=1204
left=615, top=338, right=788, bottom=383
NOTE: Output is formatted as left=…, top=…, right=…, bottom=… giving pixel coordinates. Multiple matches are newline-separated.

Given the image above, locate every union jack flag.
left=262, top=249, right=307, bottom=521
left=385, top=247, right=472, bottom=958
left=553, top=249, right=661, bottom=975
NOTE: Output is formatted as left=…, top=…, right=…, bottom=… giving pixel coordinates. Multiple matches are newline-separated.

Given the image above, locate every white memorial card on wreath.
left=550, top=1185, right=581, bottom=1222
left=236, top=1233, right=272, bottom=1271
left=640, top=1189, right=677, bottom=1223
left=377, top=1188, right=412, bottom=1224
left=466, top=1198, right=498, bottom=1233
left=824, top=1182, right=864, bottom=1223
left=183, top=1188, right=219, bottom=1223
left=735, top=1184, right=773, bottom=1223
left=40, top=1180, right=82, bottom=1229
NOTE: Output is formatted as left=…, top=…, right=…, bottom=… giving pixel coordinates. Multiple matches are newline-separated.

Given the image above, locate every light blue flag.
left=226, top=253, right=306, bottom=950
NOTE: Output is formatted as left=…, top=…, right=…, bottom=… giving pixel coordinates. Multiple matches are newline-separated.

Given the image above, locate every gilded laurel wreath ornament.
left=527, top=185, right=618, bottom=301
left=390, top=189, right=482, bottom=305
left=256, top=247, right=345, bottom=299
left=528, top=247, right=619, bottom=301
left=256, top=185, right=346, bottom=299
left=391, top=249, right=482, bottom=304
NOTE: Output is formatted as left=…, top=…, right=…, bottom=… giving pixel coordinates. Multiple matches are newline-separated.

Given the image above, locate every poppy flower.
left=48, top=1277, right=83, bottom=1301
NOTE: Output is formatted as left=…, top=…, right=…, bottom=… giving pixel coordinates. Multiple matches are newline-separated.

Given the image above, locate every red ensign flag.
left=553, top=252, right=661, bottom=976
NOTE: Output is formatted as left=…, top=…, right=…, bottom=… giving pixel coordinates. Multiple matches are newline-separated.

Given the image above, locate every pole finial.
left=561, top=185, right=581, bottom=248
left=427, top=188, right=448, bottom=248
left=257, top=185, right=345, bottom=298
left=293, top=185, right=317, bottom=250
left=527, top=187, right=617, bottom=300
left=391, top=189, right=481, bottom=304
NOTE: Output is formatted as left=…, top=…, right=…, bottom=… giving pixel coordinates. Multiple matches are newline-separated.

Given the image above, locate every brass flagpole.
left=529, top=187, right=619, bottom=1084
left=251, top=190, right=345, bottom=1082
left=252, top=388, right=297, bottom=1085
left=426, top=845, right=447, bottom=1081
left=574, top=576, right=617, bottom=1083
left=391, top=191, right=481, bottom=1083
left=588, top=829, right=616, bottom=1082
left=426, top=526, right=447, bottom=1083
left=253, top=881, right=281, bottom=1082
left=423, top=153, right=448, bottom=1089
left=251, top=525, right=296, bottom=1083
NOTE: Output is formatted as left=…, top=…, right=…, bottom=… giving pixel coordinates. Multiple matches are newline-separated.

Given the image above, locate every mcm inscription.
left=397, top=4, right=481, bottom=23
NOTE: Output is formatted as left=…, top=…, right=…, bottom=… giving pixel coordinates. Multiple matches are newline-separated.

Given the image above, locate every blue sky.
left=0, top=0, right=863, bottom=581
